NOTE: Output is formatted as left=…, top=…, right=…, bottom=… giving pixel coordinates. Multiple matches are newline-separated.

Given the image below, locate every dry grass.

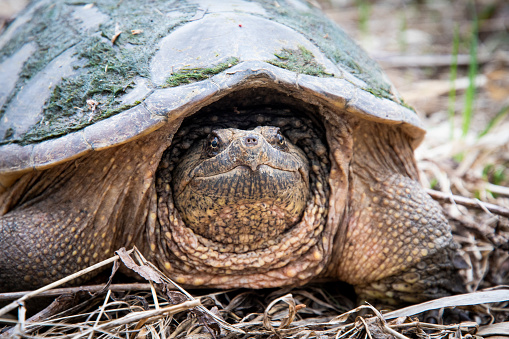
left=0, top=247, right=508, bottom=338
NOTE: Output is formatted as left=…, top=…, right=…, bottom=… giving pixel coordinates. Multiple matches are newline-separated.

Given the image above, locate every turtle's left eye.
left=270, top=129, right=288, bottom=151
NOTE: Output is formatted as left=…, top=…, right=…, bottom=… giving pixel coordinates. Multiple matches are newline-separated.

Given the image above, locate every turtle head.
left=172, top=126, right=309, bottom=245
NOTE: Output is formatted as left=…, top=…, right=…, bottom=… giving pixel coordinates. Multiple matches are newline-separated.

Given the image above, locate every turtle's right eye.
left=276, top=131, right=285, bottom=146
left=206, top=135, right=221, bottom=157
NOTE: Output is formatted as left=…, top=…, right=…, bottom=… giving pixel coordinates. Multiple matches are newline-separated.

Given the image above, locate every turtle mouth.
left=188, top=164, right=305, bottom=200
left=193, top=164, right=308, bottom=184
left=198, top=163, right=281, bottom=175
left=191, top=162, right=309, bottom=185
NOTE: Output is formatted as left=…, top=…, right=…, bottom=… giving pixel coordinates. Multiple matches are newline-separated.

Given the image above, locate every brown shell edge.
left=0, top=61, right=425, bottom=187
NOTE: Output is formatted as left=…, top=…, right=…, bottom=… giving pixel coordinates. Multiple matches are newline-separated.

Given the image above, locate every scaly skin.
left=0, top=110, right=464, bottom=304
left=172, top=127, right=309, bottom=247
left=328, top=120, right=465, bottom=303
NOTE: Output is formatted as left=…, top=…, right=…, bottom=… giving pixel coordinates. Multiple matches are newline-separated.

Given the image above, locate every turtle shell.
left=0, top=0, right=423, bottom=187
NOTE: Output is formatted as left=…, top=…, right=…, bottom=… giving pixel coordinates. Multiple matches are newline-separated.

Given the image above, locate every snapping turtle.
left=0, top=0, right=465, bottom=303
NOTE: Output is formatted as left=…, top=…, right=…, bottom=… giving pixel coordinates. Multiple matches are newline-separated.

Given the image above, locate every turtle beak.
left=240, top=134, right=264, bottom=172
left=245, top=160, right=260, bottom=172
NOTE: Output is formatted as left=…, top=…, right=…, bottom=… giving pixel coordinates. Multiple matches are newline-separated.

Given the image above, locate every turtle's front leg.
left=0, top=157, right=125, bottom=291
left=0, top=204, right=103, bottom=291
left=329, top=122, right=466, bottom=304
left=343, top=174, right=466, bottom=304
left=355, top=246, right=466, bottom=304
left=0, top=135, right=166, bottom=292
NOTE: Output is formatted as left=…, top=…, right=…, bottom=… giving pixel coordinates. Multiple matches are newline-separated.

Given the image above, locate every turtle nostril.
left=244, top=136, right=258, bottom=147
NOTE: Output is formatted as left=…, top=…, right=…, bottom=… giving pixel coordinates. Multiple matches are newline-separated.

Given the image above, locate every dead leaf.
left=478, top=322, right=509, bottom=337
left=487, top=68, right=509, bottom=101
left=86, top=99, right=99, bottom=112
left=115, top=247, right=164, bottom=284
left=384, top=289, right=509, bottom=320
left=263, top=294, right=297, bottom=332
left=111, top=22, right=122, bottom=44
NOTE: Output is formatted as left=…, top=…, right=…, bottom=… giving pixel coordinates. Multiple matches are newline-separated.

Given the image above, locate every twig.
left=367, top=303, right=410, bottom=339
left=87, top=289, right=111, bottom=339
left=426, top=189, right=509, bottom=218
left=391, top=321, right=479, bottom=331
left=486, top=183, right=509, bottom=197
left=76, top=300, right=201, bottom=338
left=358, top=317, right=374, bottom=339
left=0, top=250, right=132, bottom=317
left=0, top=283, right=155, bottom=301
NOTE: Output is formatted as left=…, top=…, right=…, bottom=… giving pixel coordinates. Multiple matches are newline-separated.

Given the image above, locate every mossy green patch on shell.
left=20, top=37, right=146, bottom=143
left=0, top=2, right=83, bottom=131
left=268, top=46, right=333, bottom=77
left=165, top=58, right=240, bottom=87
left=0, top=0, right=197, bottom=145
left=257, top=0, right=401, bottom=104
left=0, top=2, right=79, bottom=79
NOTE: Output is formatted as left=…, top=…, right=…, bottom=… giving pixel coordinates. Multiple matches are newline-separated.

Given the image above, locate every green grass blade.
left=478, top=104, right=509, bottom=138
left=398, top=12, right=408, bottom=52
left=461, top=7, right=479, bottom=139
left=448, top=24, right=460, bottom=140
left=356, top=0, right=371, bottom=35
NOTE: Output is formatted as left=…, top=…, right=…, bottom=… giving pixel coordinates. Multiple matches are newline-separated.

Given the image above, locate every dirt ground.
left=0, top=0, right=508, bottom=338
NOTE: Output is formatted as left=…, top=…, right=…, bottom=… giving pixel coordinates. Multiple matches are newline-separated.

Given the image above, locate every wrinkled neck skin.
left=151, top=115, right=336, bottom=288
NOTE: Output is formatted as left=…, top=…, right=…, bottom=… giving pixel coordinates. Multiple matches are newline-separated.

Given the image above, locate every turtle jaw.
left=174, top=164, right=309, bottom=245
